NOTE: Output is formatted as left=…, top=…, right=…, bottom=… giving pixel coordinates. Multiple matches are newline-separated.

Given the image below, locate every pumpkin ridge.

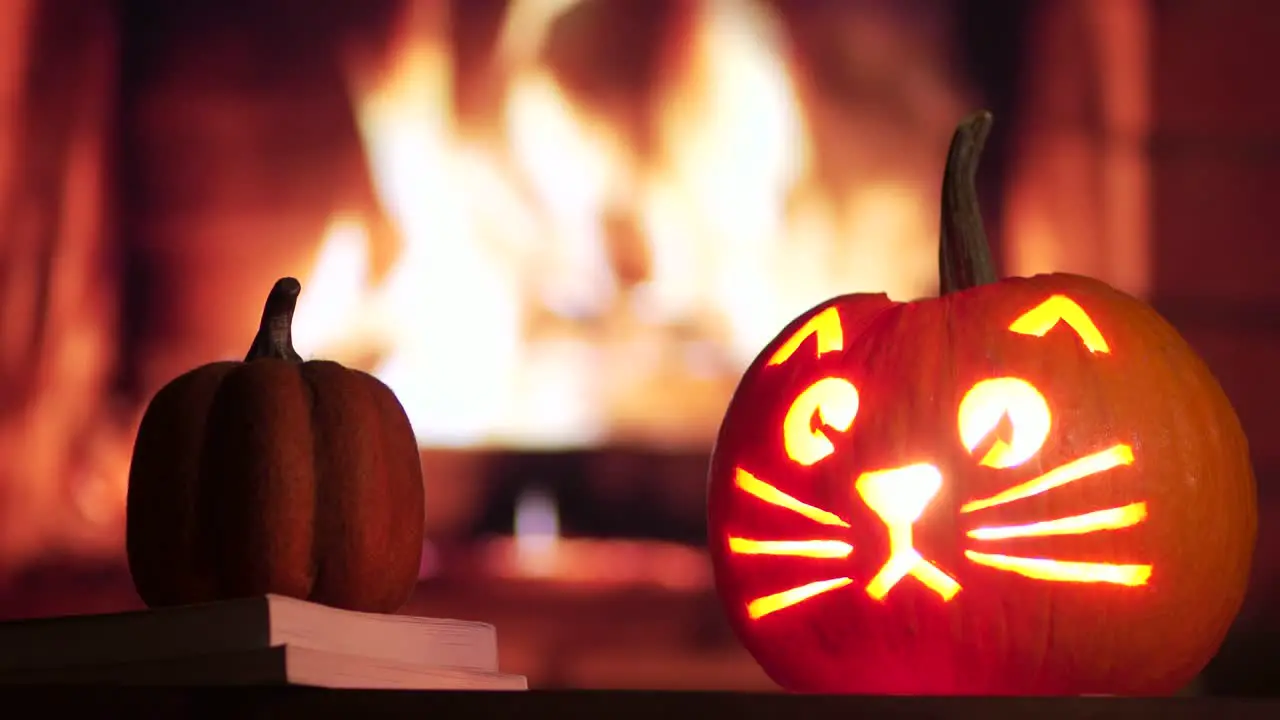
left=358, top=369, right=426, bottom=610
left=126, top=362, right=236, bottom=606
left=199, top=360, right=318, bottom=600
left=297, top=362, right=328, bottom=603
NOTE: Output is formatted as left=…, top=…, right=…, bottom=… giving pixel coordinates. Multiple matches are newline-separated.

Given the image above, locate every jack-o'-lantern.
left=127, top=277, right=425, bottom=614
left=707, top=112, right=1256, bottom=695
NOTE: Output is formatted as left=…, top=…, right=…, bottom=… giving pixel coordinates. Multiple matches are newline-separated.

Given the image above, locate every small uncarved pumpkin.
left=127, top=277, right=425, bottom=613
left=706, top=112, right=1257, bottom=695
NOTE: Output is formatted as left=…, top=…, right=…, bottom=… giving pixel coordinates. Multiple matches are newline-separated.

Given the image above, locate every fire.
left=291, top=0, right=962, bottom=450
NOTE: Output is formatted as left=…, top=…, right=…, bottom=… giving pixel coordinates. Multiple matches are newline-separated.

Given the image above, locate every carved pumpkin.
left=707, top=112, right=1256, bottom=695
left=127, top=277, right=425, bottom=613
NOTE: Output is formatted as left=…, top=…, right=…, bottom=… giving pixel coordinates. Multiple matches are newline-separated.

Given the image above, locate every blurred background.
left=0, top=0, right=1276, bottom=693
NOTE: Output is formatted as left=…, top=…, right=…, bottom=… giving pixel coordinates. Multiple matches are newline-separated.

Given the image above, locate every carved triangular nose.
left=855, top=464, right=942, bottom=524
left=854, top=463, right=960, bottom=601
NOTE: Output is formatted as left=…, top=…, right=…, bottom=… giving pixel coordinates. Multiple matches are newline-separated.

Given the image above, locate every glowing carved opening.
left=768, top=307, right=843, bottom=366
left=1008, top=295, right=1111, bottom=353
left=746, top=577, right=853, bottom=620
left=731, top=468, right=856, bottom=620
left=733, top=468, right=850, bottom=527
left=960, top=444, right=1135, bottom=514
left=957, top=377, right=1051, bottom=469
left=783, top=377, right=859, bottom=466
left=729, top=537, right=853, bottom=558
left=965, top=551, right=1152, bottom=586
left=855, top=464, right=960, bottom=601
left=968, top=502, right=1148, bottom=540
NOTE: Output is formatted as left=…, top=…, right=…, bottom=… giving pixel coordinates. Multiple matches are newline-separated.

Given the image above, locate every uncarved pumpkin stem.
left=244, top=277, right=304, bottom=362
left=938, top=110, right=998, bottom=295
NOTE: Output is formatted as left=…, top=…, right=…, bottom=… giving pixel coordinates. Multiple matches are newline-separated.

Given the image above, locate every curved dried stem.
left=939, top=110, right=998, bottom=295
left=244, top=277, right=303, bottom=362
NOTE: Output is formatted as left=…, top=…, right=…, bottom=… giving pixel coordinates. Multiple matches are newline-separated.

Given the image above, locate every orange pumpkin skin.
left=707, top=116, right=1256, bottom=695
left=126, top=279, right=425, bottom=613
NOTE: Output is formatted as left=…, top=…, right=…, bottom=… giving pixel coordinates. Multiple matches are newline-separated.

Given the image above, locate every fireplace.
left=1, top=0, right=1275, bottom=693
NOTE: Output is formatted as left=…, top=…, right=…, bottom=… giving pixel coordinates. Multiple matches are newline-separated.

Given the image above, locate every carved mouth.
left=724, top=443, right=1153, bottom=621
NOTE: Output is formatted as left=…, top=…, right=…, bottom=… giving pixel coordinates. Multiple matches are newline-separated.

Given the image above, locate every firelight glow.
left=783, top=377, right=859, bottom=466
left=855, top=464, right=961, bottom=601
left=957, top=377, right=1052, bottom=469
left=1008, top=295, right=1111, bottom=353
left=767, top=307, right=844, bottom=366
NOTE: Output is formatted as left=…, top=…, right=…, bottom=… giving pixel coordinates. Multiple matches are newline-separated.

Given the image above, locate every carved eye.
left=957, top=377, right=1051, bottom=469
left=783, top=377, right=859, bottom=466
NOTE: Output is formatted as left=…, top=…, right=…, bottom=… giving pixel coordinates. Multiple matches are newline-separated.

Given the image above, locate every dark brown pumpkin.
left=126, top=277, right=425, bottom=613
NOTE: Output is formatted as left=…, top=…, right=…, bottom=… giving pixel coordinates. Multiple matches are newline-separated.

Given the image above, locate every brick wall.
left=1151, top=0, right=1280, bottom=693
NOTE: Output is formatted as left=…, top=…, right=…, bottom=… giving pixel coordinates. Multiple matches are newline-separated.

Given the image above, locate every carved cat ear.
left=1009, top=295, right=1110, bottom=353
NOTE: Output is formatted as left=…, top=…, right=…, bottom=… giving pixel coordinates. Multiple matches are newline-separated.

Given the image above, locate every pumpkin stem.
left=938, top=110, right=998, bottom=295
left=244, top=277, right=304, bottom=362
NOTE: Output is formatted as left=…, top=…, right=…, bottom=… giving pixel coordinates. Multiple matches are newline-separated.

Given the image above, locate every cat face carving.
left=706, top=274, right=1255, bottom=695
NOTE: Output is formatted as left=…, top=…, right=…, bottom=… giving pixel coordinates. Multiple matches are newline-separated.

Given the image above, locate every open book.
left=0, top=594, right=524, bottom=689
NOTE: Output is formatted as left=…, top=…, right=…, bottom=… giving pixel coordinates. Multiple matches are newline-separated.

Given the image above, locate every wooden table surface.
left=2, top=689, right=1278, bottom=719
